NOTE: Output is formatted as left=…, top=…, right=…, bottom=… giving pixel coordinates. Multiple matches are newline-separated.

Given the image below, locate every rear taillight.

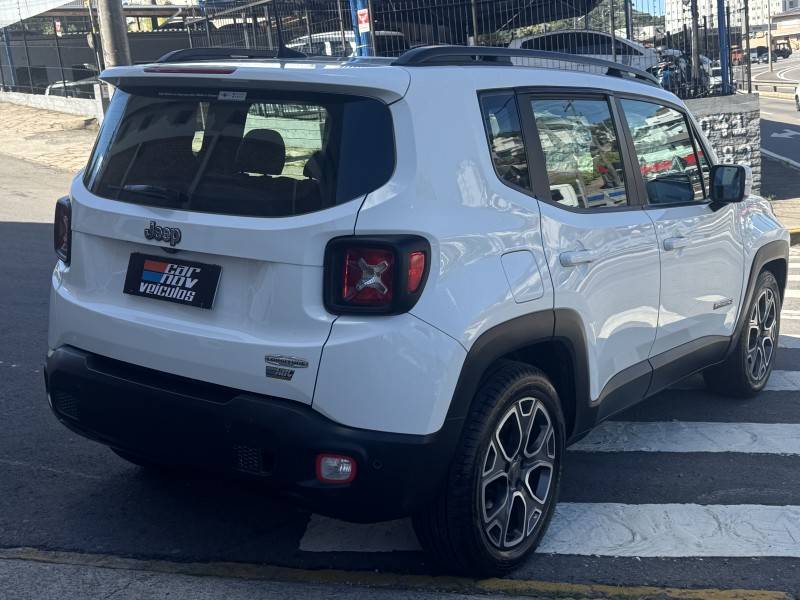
left=54, top=196, right=71, bottom=265
left=342, top=247, right=395, bottom=306
left=324, top=236, right=430, bottom=315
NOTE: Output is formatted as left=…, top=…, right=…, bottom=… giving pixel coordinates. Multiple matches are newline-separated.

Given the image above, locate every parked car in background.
left=44, top=76, right=99, bottom=99
left=774, top=43, right=792, bottom=59
left=508, top=30, right=658, bottom=72
left=287, top=30, right=409, bottom=57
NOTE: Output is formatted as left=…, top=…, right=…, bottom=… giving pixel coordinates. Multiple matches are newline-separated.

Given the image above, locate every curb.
left=0, top=547, right=793, bottom=600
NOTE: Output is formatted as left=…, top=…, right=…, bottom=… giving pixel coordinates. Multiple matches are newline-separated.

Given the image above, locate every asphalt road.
left=760, top=96, right=800, bottom=164
left=752, top=54, right=800, bottom=86
left=2, top=153, right=800, bottom=597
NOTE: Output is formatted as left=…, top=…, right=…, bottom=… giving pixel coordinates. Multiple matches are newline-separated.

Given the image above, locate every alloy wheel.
left=746, top=287, right=777, bottom=383
left=480, top=397, right=556, bottom=550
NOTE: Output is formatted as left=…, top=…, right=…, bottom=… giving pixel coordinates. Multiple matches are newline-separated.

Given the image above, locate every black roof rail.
left=393, top=45, right=659, bottom=86
left=156, top=46, right=306, bottom=63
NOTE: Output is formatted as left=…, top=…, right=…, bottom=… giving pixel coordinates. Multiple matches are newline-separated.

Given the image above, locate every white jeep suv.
left=46, top=46, right=789, bottom=575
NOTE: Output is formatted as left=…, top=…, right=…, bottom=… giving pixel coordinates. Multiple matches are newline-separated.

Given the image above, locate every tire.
left=704, top=270, right=781, bottom=397
left=413, top=361, right=565, bottom=576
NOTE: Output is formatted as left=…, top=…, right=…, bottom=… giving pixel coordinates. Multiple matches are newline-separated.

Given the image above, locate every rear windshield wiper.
left=110, top=184, right=188, bottom=207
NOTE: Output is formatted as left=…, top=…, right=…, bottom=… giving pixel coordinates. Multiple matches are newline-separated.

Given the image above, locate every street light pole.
left=743, top=0, right=752, bottom=93
left=96, top=0, right=131, bottom=68
left=767, top=0, right=773, bottom=72
left=690, top=0, right=701, bottom=94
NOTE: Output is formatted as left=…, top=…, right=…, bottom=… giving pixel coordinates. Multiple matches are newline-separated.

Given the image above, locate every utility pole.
left=743, top=0, right=752, bottom=92
left=717, top=0, right=731, bottom=93
left=623, top=0, right=633, bottom=39
left=690, top=0, right=701, bottom=93
left=96, top=0, right=131, bottom=68
left=609, top=0, right=617, bottom=63
left=767, top=0, right=773, bottom=71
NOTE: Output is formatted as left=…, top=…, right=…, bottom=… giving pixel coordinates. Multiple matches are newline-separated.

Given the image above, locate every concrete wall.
left=0, top=90, right=99, bottom=119
left=686, top=94, right=761, bottom=193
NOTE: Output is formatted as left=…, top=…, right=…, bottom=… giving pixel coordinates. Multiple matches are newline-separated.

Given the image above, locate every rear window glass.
left=84, top=88, right=395, bottom=218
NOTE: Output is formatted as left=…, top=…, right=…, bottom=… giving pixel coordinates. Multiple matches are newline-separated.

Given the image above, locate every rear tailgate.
left=50, top=64, right=406, bottom=404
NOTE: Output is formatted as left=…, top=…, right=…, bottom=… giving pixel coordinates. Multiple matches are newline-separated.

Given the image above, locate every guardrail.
left=753, top=80, right=796, bottom=94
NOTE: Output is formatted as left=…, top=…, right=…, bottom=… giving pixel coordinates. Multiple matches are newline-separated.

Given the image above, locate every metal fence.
left=0, top=0, right=752, bottom=99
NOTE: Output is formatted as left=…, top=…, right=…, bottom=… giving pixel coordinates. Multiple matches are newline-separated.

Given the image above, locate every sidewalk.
left=0, top=101, right=98, bottom=174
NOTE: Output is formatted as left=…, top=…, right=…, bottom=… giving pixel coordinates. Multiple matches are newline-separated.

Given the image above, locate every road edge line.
left=762, top=148, right=800, bottom=172
left=0, top=547, right=793, bottom=600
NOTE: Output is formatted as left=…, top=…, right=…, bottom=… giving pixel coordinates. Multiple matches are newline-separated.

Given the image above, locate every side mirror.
left=710, top=164, right=750, bottom=203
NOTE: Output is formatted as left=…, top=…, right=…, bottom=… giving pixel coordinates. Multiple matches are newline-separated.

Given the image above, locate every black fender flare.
left=443, top=309, right=592, bottom=443
left=726, top=239, right=789, bottom=357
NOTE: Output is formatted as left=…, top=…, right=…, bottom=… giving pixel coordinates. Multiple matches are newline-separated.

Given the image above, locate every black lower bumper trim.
left=45, top=346, right=461, bottom=522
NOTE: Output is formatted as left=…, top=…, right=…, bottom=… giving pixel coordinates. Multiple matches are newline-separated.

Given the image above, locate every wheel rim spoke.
left=480, top=396, right=557, bottom=550
left=747, top=288, right=779, bottom=383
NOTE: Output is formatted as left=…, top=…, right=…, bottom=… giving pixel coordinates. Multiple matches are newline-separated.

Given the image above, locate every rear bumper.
left=45, top=346, right=462, bottom=522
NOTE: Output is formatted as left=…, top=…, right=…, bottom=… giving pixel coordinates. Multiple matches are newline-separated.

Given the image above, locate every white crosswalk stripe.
left=300, top=503, right=800, bottom=557
left=569, top=421, right=800, bottom=454
left=539, top=503, right=800, bottom=557
left=300, top=260, right=800, bottom=559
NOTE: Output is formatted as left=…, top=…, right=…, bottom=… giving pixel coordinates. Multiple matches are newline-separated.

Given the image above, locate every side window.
left=480, top=92, right=531, bottom=191
left=620, top=99, right=707, bottom=204
left=531, top=97, right=628, bottom=209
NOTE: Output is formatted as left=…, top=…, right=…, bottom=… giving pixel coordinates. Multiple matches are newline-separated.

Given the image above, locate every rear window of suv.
left=84, top=88, right=395, bottom=218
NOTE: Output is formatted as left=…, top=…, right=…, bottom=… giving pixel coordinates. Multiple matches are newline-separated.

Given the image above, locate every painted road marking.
left=570, top=421, right=800, bottom=454
left=783, top=289, right=800, bottom=299
left=299, top=503, right=800, bottom=558
left=540, top=503, right=800, bottom=557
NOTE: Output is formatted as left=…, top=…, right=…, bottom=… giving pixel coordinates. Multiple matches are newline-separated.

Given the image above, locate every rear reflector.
left=316, top=454, right=357, bottom=484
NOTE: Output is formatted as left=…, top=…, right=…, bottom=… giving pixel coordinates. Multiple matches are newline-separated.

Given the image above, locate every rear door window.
left=84, top=88, right=395, bottom=218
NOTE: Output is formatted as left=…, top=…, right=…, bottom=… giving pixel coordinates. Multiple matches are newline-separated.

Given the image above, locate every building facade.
left=665, top=0, right=791, bottom=34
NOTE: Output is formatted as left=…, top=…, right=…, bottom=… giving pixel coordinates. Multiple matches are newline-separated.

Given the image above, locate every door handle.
left=663, top=236, right=689, bottom=251
left=559, top=249, right=596, bottom=267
